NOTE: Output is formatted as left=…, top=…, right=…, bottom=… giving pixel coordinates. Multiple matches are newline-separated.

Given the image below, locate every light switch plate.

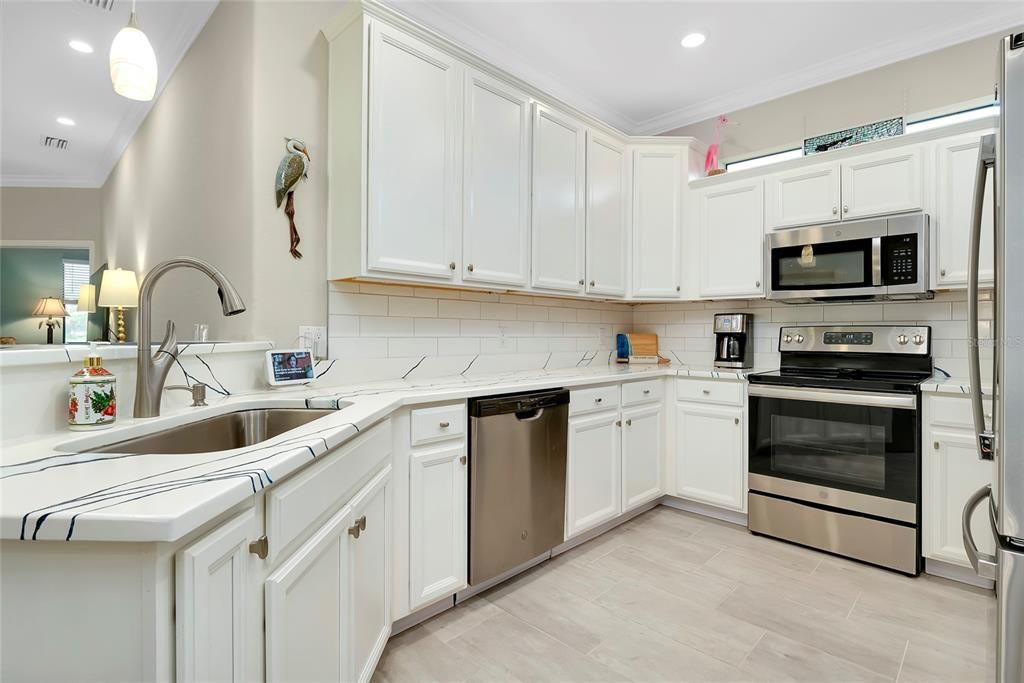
left=298, top=325, right=327, bottom=359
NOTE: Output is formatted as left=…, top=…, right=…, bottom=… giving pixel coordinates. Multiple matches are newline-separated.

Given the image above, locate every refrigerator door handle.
left=962, top=484, right=998, bottom=580
left=968, top=134, right=997, bottom=460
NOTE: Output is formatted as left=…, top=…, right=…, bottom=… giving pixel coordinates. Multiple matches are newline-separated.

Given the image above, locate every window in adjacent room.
left=63, top=259, right=90, bottom=343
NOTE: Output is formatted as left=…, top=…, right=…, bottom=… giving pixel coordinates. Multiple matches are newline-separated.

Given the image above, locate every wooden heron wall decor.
left=275, top=137, right=311, bottom=259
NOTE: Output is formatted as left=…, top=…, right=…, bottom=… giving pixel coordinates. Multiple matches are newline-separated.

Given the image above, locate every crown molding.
left=635, top=8, right=1023, bottom=135
left=0, top=173, right=104, bottom=189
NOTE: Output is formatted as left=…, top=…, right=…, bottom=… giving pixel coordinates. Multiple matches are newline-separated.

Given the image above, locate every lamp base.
left=116, top=307, right=126, bottom=343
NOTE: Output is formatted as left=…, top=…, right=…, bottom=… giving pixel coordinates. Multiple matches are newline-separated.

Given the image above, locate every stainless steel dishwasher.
left=468, top=389, right=569, bottom=586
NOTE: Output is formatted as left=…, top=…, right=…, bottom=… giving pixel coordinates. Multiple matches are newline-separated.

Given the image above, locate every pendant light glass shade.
left=109, top=11, right=157, bottom=102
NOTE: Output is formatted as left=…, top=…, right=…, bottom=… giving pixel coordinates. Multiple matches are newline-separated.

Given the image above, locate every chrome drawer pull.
left=642, top=389, right=651, bottom=395
left=439, top=421, right=450, bottom=428
left=248, top=536, right=268, bottom=559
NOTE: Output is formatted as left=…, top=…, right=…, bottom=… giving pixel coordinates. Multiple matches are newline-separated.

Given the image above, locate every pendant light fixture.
left=109, top=0, right=157, bottom=101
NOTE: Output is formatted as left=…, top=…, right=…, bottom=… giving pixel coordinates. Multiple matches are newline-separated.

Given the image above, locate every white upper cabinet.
left=839, top=146, right=923, bottom=220
left=765, top=161, right=841, bottom=229
left=632, top=146, right=683, bottom=298
left=698, top=178, right=765, bottom=298
left=532, top=104, right=587, bottom=293
left=462, top=69, right=531, bottom=287
left=585, top=131, right=629, bottom=297
left=367, top=23, right=462, bottom=279
left=932, top=131, right=996, bottom=288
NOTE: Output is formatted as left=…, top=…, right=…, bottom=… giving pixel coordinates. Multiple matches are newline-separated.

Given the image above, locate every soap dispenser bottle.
left=68, top=343, right=117, bottom=430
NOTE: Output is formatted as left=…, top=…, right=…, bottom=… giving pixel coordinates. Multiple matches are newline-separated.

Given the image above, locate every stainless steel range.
left=747, top=325, right=932, bottom=575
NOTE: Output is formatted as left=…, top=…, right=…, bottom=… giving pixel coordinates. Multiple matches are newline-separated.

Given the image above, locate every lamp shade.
left=98, top=268, right=139, bottom=308
left=32, top=297, right=68, bottom=318
left=109, top=12, right=157, bottom=102
left=78, top=284, right=97, bottom=313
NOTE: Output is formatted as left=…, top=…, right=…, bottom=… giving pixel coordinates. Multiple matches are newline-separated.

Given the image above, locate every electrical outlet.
left=298, top=325, right=327, bottom=359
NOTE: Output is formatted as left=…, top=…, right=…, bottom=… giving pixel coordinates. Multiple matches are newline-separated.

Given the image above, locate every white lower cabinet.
left=176, top=506, right=263, bottom=683
left=924, top=430, right=995, bottom=567
left=675, top=402, right=746, bottom=512
left=621, top=404, right=662, bottom=511
left=566, top=410, right=622, bottom=537
left=408, top=443, right=468, bottom=609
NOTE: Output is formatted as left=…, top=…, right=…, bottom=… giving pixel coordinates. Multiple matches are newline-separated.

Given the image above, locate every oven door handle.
left=748, top=384, right=917, bottom=409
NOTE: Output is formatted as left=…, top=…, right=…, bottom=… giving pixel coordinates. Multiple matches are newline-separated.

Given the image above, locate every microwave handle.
left=968, top=134, right=996, bottom=461
left=871, top=237, right=883, bottom=286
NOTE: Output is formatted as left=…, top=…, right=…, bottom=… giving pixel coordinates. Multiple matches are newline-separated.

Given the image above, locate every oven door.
left=748, top=385, right=919, bottom=523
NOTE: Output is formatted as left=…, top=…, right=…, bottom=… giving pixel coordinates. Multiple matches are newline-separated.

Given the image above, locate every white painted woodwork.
left=347, top=468, right=392, bottom=683
left=928, top=394, right=993, bottom=432
left=697, top=178, right=764, bottom=298
left=265, top=466, right=391, bottom=683
left=839, top=146, right=923, bottom=219
left=408, top=442, right=468, bottom=609
left=265, top=422, right=392, bottom=564
left=621, top=378, right=664, bottom=406
left=462, top=69, right=531, bottom=287
left=531, top=103, right=587, bottom=293
left=585, top=131, right=629, bottom=297
left=621, top=404, right=663, bottom=511
left=176, top=507, right=262, bottom=683
left=924, top=429, right=995, bottom=567
left=675, top=402, right=746, bottom=512
left=367, top=22, right=462, bottom=279
left=932, top=132, right=996, bottom=288
left=410, top=403, right=466, bottom=446
left=568, top=384, right=621, bottom=416
left=765, top=161, right=841, bottom=229
left=632, top=147, right=683, bottom=297
left=675, top=378, right=744, bottom=406
left=566, top=411, right=622, bottom=537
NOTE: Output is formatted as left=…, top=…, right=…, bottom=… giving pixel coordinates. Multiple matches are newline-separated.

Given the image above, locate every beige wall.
left=1, top=187, right=103, bottom=251
left=664, top=32, right=1003, bottom=163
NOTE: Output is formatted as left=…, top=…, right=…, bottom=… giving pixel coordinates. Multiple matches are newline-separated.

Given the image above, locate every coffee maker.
left=713, top=313, right=753, bottom=369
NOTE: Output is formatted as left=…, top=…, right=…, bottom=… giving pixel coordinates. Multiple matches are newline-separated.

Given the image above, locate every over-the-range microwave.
left=765, top=213, right=932, bottom=303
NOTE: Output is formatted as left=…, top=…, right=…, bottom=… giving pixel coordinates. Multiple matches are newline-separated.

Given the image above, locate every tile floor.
left=374, top=507, right=996, bottom=682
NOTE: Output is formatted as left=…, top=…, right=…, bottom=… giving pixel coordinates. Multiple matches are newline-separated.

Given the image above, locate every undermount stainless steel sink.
left=88, top=405, right=351, bottom=455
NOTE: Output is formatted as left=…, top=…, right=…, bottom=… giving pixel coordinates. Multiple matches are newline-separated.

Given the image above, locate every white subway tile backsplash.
left=460, top=319, right=500, bottom=337
left=771, top=306, right=824, bottom=323
left=497, top=320, right=535, bottom=337
left=439, top=338, right=481, bottom=356
left=577, top=309, right=602, bottom=323
left=439, top=300, right=481, bottom=319
left=480, top=302, right=516, bottom=320
left=516, top=305, right=549, bottom=322
left=329, top=292, right=388, bottom=316
left=361, top=316, right=414, bottom=337
left=548, top=307, right=578, bottom=322
left=413, top=318, right=461, bottom=337
left=329, top=337, right=388, bottom=358
left=883, top=301, right=951, bottom=321
left=389, top=296, right=437, bottom=318
left=822, top=304, right=885, bottom=322
left=534, top=322, right=564, bottom=337
left=388, top=338, right=437, bottom=358
left=359, top=283, right=409, bottom=296
left=328, top=314, right=360, bottom=337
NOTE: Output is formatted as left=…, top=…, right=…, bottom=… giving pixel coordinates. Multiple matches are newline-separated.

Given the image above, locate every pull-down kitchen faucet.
left=134, top=257, right=246, bottom=418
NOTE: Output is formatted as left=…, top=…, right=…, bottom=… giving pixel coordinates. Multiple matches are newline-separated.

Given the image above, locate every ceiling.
left=0, top=0, right=217, bottom=188
left=388, top=1, right=1022, bottom=134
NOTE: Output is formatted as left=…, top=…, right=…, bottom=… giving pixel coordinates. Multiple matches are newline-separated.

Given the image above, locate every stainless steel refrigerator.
left=963, top=30, right=1024, bottom=683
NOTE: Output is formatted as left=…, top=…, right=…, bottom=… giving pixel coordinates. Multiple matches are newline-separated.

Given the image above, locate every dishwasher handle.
left=515, top=407, right=545, bottom=422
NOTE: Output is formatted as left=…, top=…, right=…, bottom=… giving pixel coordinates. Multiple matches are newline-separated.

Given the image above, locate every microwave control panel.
left=882, top=234, right=918, bottom=284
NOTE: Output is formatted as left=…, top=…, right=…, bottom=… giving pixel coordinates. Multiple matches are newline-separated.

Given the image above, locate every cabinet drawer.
left=676, top=378, right=744, bottom=406
left=927, top=394, right=992, bottom=431
left=569, top=385, right=620, bottom=415
left=411, top=403, right=466, bottom=446
left=621, top=379, right=663, bottom=406
left=266, top=420, right=392, bottom=564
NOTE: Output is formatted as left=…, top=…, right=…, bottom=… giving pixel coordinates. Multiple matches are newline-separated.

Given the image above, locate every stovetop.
left=747, top=367, right=931, bottom=394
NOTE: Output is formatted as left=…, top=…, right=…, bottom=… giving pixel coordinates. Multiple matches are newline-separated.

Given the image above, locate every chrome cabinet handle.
left=702, top=389, right=711, bottom=395
left=348, top=515, right=367, bottom=539
left=676, top=285, right=681, bottom=292
left=595, top=397, right=603, bottom=403
left=755, top=280, right=761, bottom=288
left=248, top=536, right=268, bottom=559
left=842, top=205, right=849, bottom=214
left=940, top=268, right=947, bottom=277
left=615, top=420, right=622, bottom=427
left=734, top=418, right=740, bottom=425
left=439, top=421, right=450, bottom=428
left=449, top=262, right=456, bottom=270
left=578, top=279, right=585, bottom=286
left=467, top=264, right=474, bottom=272
left=642, top=389, right=651, bottom=395
left=589, top=280, right=596, bottom=287
left=934, top=441, right=940, bottom=450
left=459, top=455, right=467, bottom=465
left=832, top=206, right=838, bottom=215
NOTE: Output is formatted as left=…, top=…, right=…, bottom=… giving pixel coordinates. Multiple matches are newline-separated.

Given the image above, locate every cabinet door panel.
left=765, top=161, right=841, bottom=229
left=531, top=104, right=586, bottom=293
left=924, top=430, right=995, bottom=567
left=409, top=444, right=468, bottom=609
left=463, top=70, right=531, bottom=287
left=698, top=179, right=764, bottom=298
left=348, top=468, right=392, bottom=683
left=622, top=405, right=662, bottom=510
left=566, top=412, right=621, bottom=537
left=176, top=507, right=261, bottom=683
left=840, top=147, right=923, bottom=219
left=632, top=148, right=682, bottom=298
left=368, top=24, right=461, bottom=279
left=933, top=132, right=996, bottom=288
left=675, top=403, right=745, bottom=511
left=586, top=132, right=628, bottom=297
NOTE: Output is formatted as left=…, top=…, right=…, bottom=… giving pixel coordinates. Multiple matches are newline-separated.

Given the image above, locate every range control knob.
left=794, top=334, right=805, bottom=344
left=912, top=334, right=925, bottom=346
left=783, top=334, right=794, bottom=344
left=897, top=334, right=909, bottom=345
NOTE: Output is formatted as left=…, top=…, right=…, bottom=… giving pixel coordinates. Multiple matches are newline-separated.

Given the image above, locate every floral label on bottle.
left=68, top=379, right=116, bottom=428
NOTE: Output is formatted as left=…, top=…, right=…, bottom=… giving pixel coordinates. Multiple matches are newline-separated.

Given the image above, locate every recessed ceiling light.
left=69, top=40, right=94, bottom=54
left=680, top=32, right=706, bottom=48
left=56, top=117, right=76, bottom=126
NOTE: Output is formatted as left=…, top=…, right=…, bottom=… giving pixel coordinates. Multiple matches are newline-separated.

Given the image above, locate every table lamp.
left=32, top=296, right=68, bottom=344
left=98, top=268, right=139, bottom=343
